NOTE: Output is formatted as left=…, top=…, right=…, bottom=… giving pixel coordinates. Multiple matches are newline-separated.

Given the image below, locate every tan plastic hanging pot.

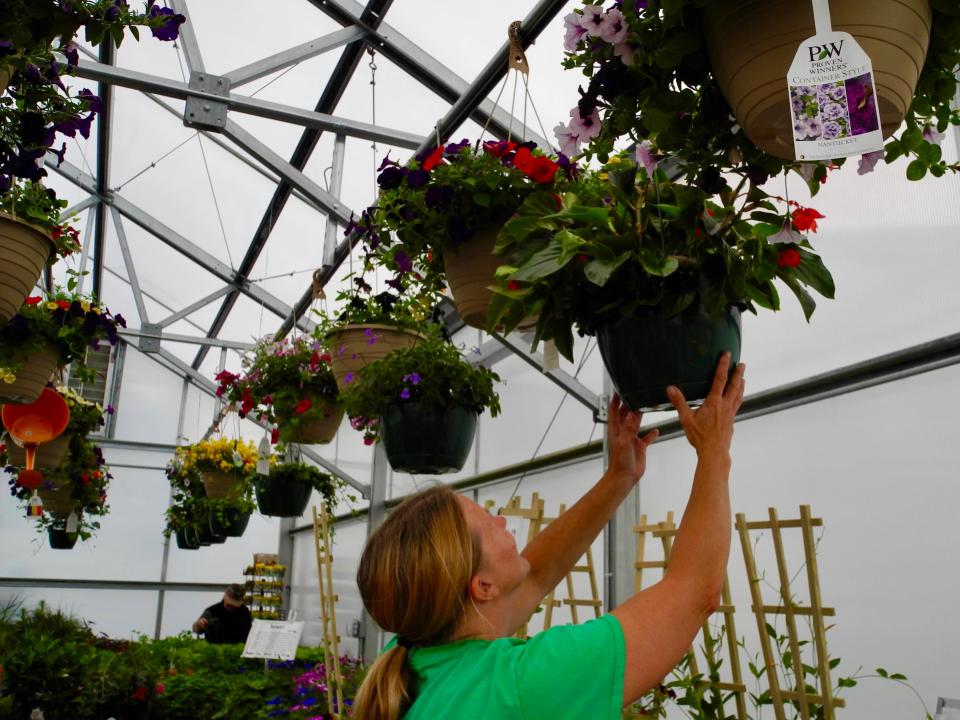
left=0, top=344, right=61, bottom=404
left=441, top=226, right=538, bottom=332
left=0, top=212, right=54, bottom=325
left=706, top=0, right=932, bottom=159
left=325, top=324, right=424, bottom=393
left=201, top=469, right=243, bottom=499
left=282, top=399, right=344, bottom=445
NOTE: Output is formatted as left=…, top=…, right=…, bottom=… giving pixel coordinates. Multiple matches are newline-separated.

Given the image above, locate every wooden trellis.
left=312, top=503, right=344, bottom=719
left=735, top=505, right=844, bottom=720
left=485, top=493, right=602, bottom=637
left=634, top=512, right=749, bottom=720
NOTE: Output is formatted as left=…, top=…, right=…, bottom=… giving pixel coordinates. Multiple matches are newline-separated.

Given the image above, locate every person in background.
left=352, top=353, right=746, bottom=720
left=192, top=583, right=252, bottom=644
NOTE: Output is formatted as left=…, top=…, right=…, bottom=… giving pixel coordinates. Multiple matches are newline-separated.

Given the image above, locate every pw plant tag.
left=787, top=1, right=883, bottom=160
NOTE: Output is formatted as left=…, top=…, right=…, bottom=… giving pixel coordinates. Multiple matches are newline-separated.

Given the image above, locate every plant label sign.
left=242, top=619, right=305, bottom=661
left=787, top=31, right=884, bottom=161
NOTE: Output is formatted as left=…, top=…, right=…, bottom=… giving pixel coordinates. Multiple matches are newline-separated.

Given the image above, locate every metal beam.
left=72, top=60, right=424, bottom=148
left=323, top=134, right=347, bottom=266
left=155, top=285, right=233, bottom=328
left=221, top=120, right=354, bottom=226
left=191, top=0, right=395, bottom=371
left=168, top=0, right=204, bottom=73
left=104, top=264, right=215, bottom=337
left=0, top=577, right=228, bottom=592
left=91, top=40, right=115, bottom=300
left=309, top=0, right=551, bottom=148
left=225, top=27, right=366, bottom=87
left=64, top=195, right=98, bottom=218
left=111, top=207, right=149, bottom=324
left=117, top=327, right=253, bottom=350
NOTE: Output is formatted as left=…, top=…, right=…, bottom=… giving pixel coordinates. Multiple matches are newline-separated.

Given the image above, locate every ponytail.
left=352, top=645, right=414, bottom=720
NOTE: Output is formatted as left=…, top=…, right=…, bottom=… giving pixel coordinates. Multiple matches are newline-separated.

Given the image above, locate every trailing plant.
left=0, top=273, right=126, bottom=384
left=0, top=180, right=81, bottom=258
left=557, top=0, right=960, bottom=187
left=490, top=156, right=834, bottom=360
left=214, top=334, right=340, bottom=445
left=340, top=327, right=501, bottom=444
left=263, top=460, right=342, bottom=511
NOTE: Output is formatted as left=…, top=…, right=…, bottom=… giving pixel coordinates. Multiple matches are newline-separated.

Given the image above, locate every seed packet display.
left=787, top=26, right=883, bottom=161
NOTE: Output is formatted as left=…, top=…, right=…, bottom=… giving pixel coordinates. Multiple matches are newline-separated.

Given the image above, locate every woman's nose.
left=496, top=515, right=507, bottom=528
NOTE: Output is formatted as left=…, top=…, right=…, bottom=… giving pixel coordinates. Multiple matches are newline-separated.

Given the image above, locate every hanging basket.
left=596, top=305, right=742, bottom=412
left=706, top=0, right=932, bottom=159
left=175, top=527, right=201, bottom=550
left=325, top=324, right=424, bottom=392
left=48, top=527, right=78, bottom=550
left=380, top=402, right=478, bottom=475
left=282, top=400, right=344, bottom=444
left=208, top=507, right=251, bottom=538
left=441, top=227, right=538, bottom=331
left=196, top=522, right=225, bottom=545
left=0, top=212, right=54, bottom=325
left=255, top=474, right=313, bottom=517
left=37, top=484, right=78, bottom=519
left=4, top=433, right=71, bottom=470
left=201, top=469, right=243, bottom=499
left=0, top=345, right=60, bottom=404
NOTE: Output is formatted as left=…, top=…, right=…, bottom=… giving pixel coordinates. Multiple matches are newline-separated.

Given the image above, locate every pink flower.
left=614, top=42, right=638, bottom=66
left=635, top=141, right=658, bottom=175
left=767, top=222, right=805, bottom=244
left=857, top=149, right=884, bottom=176
left=562, top=12, right=587, bottom=51
left=553, top=122, right=581, bottom=157
left=578, top=5, right=605, bottom=36
left=568, top=106, right=602, bottom=143
left=598, top=9, right=628, bottom=44
left=922, top=124, right=944, bottom=145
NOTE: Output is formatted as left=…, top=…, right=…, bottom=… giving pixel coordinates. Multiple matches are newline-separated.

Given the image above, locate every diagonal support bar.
left=155, top=285, right=233, bottom=328
left=110, top=206, right=149, bottom=324
left=225, top=27, right=366, bottom=87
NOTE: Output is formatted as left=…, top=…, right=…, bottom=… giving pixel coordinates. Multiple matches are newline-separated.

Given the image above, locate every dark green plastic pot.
left=175, top=527, right=201, bottom=550
left=48, top=528, right=78, bottom=550
left=209, top=508, right=251, bottom=538
left=256, top=475, right=312, bottom=517
left=596, top=305, right=742, bottom=411
left=380, top=402, right=478, bottom=475
left=197, top=522, right=225, bottom=545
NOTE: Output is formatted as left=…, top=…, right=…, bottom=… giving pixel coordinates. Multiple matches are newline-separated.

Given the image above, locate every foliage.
left=0, top=273, right=126, bottom=383
left=175, top=437, right=259, bottom=477
left=0, top=1, right=184, bottom=185
left=0, top=603, right=367, bottom=720
left=215, top=334, right=340, bottom=445
left=340, top=327, right=501, bottom=443
left=0, top=179, right=81, bottom=255
left=490, top=156, right=834, bottom=361
left=264, top=461, right=343, bottom=511
left=356, top=139, right=575, bottom=278
left=559, top=0, right=960, bottom=186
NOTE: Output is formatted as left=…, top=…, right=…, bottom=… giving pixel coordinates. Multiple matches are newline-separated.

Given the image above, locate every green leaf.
left=876, top=667, right=889, bottom=678
left=649, top=202, right=680, bottom=219
left=794, top=248, right=835, bottom=299
left=829, top=658, right=841, bottom=669
left=837, top=677, right=858, bottom=688
left=545, top=206, right=610, bottom=224
left=473, top=192, right=491, bottom=207
left=890, top=673, right=907, bottom=681
left=556, top=229, right=586, bottom=265
left=511, top=242, right=569, bottom=282
left=584, top=251, right=631, bottom=286
left=901, top=127, right=923, bottom=151
left=640, top=250, right=679, bottom=277
left=782, top=274, right=816, bottom=320
left=906, top=159, right=928, bottom=181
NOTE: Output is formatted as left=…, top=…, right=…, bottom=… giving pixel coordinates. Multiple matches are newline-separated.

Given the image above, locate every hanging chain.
left=368, top=47, right=378, bottom=202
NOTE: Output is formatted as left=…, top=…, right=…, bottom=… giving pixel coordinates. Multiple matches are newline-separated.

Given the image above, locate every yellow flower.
left=607, top=156, right=623, bottom=165
left=80, top=300, right=91, bottom=312
left=46, top=301, right=59, bottom=310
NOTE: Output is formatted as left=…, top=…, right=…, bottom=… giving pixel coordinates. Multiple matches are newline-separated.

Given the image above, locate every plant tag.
left=232, top=450, right=244, bottom=468
left=26, top=493, right=43, bottom=518
left=257, top=435, right=271, bottom=476
left=542, top=339, right=559, bottom=372
left=65, top=511, right=79, bottom=533
left=787, top=0, right=883, bottom=160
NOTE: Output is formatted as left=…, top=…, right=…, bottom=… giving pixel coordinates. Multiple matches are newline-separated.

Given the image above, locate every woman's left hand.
left=606, top=394, right=659, bottom=487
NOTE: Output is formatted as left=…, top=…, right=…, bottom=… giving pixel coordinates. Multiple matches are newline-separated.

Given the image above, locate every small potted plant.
left=215, top=335, right=343, bottom=445
left=255, top=460, right=342, bottom=518
left=357, top=139, right=575, bottom=328
left=559, top=1, right=959, bottom=181
left=163, top=459, right=227, bottom=549
left=0, top=181, right=82, bottom=324
left=0, top=276, right=126, bottom=402
left=491, top=156, right=834, bottom=409
left=340, top=328, right=501, bottom=474
left=174, top=437, right=258, bottom=500
left=3, top=385, right=106, bottom=470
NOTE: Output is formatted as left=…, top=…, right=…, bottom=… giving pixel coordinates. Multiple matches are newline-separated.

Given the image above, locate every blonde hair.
left=352, top=485, right=479, bottom=720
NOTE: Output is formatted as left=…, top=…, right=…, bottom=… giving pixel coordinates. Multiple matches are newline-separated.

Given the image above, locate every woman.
left=354, top=353, right=746, bottom=719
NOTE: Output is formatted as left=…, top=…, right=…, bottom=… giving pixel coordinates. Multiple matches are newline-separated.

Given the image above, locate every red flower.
left=482, top=140, right=517, bottom=158
left=55, top=300, right=71, bottom=310
left=155, top=683, right=165, bottom=695
left=526, top=156, right=559, bottom=184
left=421, top=146, right=444, bottom=171
left=551, top=192, right=564, bottom=210
left=320, top=352, right=332, bottom=363
left=294, top=398, right=312, bottom=414
left=513, top=147, right=535, bottom=174
left=791, top=206, right=825, bottom=232
left=131, top=687, right=147, bottom=702
left=270, top=428, right=280, bottom=444
left=81, top=472, right=91, bottom=484
left=24, top=296, right=42, bottom=305
left=577, top=254, right=589, bottom=264
left=507, top=280, right=522, bottom=291
left=777, top=247, right=802, bottom=268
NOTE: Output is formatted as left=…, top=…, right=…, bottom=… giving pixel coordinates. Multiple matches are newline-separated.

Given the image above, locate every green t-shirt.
left=399, top=614, right=625, bottom=719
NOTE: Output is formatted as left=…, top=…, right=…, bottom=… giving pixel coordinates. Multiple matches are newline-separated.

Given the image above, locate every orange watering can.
left=1, top=387, right=70, bottom=490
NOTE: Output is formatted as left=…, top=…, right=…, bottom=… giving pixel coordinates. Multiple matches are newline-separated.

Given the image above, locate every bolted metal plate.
left=139, top=322, right=163, bottom=353
left=184, top=72, right=231, bottom=131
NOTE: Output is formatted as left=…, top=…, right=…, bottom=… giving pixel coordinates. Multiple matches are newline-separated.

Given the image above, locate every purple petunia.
left=148, top=5, right=185, bottom=41
left=400, top=388, right=410, bottom=400
left=394, top=250, right=413, bottom=273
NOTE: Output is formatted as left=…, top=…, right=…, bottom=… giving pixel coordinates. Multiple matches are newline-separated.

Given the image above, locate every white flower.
left=598, top=8, right=628, bottom=44
left=578, top=5, right=605, bottom=37
left=857, top=149, right=884, bottom=175
left=768, top=222, right=805, bottom=244
left=554, top=121, right=582, bottom=158
left=614, top=41, right=638, bottom=66
left=568, top=106, right=602, bottom=142
left=922, top=124, right=945, bottom=145
left=562, top=12, right=587, bottom=52
left=634, top=141, right=658, bottom=175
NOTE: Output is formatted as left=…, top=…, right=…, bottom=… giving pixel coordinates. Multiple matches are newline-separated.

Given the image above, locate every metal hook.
left=507, top=21, right=529, bottom=76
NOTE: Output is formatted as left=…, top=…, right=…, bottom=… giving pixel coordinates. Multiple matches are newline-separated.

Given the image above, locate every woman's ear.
left=468, top=572, right=501, bottom=603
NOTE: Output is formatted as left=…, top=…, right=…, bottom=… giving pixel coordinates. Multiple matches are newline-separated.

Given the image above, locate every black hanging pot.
left=209, top=508, right=251, bottom=538
left=596, top=305, right=742, bottom=411
left=255, top=475, right=312, bottom=517
left=380, top=402, right=478, bottom=474
left=175, top=527, right=201, bottom=550
left=197, top=522, right=226, bottom=545
left=48, top=528, right=78, bottom=550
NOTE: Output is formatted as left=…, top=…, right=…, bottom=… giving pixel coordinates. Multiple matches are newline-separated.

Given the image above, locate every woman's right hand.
left=666, top=352, right=746, bottom=458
